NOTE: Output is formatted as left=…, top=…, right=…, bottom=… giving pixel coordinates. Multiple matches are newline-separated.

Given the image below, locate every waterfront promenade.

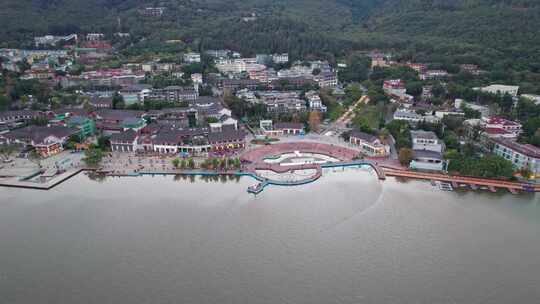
left=0, top=140, right=538, bottom=193
left=382, top=167, right=540, bottom=193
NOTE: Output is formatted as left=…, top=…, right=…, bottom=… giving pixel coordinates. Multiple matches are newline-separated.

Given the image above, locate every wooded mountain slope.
left=1, top=0, right=539, bottom=65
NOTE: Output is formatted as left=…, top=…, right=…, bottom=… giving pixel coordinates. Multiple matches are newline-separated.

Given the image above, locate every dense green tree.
left=387, top=120, right=411, bottom=149
left=0, top=95, right=9, bottom=111
left=112, top=92, right=125, bottom=110
left=83, top=146, right=104, bottom=168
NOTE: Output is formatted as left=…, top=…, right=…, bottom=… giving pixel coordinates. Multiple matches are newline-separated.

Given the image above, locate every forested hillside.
left=2, top=0, right=540, bottom=89
left=3, top=0, right=539, bottom=54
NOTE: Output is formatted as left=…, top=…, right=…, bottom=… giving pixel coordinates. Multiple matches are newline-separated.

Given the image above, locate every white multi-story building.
left=215, top=58, right=265, bottom=74
left=411, top=130, right=444, bottom=153
left=492, top=138, right=540, bottom=178
left=236, top=89, right=259, bottom=104
left=191, top=73, right=203, bottom=85
left=410, top=130, right=445, bottom=172
left=314, top=71, right=338, bottom=88
left=86, top=33, right=105, bottom=41
left=183, top=52, right=201, bottom=63
left=393, top=110, right=422, bottom=123
left=420, top=70, right=448, bottom=80
left=34, top=34, right=78, bottom=47
left=521, top=94, right=540, bottom=105
left=305, top=91, right=327, bottom=112
left=272, top=53, right=289, bottom=64
left=455, top=98, right=491, bottom=118
left=478, top=84, right=520, bottom=97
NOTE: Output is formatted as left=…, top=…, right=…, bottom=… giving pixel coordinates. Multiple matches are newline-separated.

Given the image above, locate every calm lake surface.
left=1, top=167, right=539, bottom=304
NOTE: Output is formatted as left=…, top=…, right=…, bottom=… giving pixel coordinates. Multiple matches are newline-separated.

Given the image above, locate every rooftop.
left=110, top=129, right=138, bottom=143
left=493, top=138, right=540, bottom=159
left=349, top=130, right=379, bottom=143
left=274, top=122, right=304, bottom=130
left=411, top=130, right=439, bottom=141
left=413, top=149, right=443, bottom=160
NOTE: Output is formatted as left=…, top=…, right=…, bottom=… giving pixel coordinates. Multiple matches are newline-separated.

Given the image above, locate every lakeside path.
left=382, top=167, right=540, bottom=193
left=0, top=140, right=539, bottom=193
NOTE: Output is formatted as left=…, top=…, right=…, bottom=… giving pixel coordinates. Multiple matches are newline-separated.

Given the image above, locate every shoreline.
left=0, top=161, right=538, bottom=194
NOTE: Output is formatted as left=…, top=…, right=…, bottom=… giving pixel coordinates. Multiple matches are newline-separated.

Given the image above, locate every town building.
left=259, top=120, right=305, bottom=137
left=139, top=7, right=166, bottom=17
left=121, top=117, right=147, bottom=132
left=149, top=126, right=246, bottom=155
left=454, top=99, right=491, bottom=118
left=146, top=86, right=199, bottom=103
left=118, top=84, right=151, bottom=105
left=421, top=86, right=433, bottom=100
left=183, top=52, right=201, bottom=63
left=272, top=53, right=289, bottom=64
left=258, top=91, right=307, bottom=114
left=306, top=91, right=327, bottom=112
left=406, top=63, right=427, bottom=74
left=207, top=126, right=247, bottom=152
left=371, top=56, right=389, bottom=69
left=410, top=150, right=446, bottom=172
left=66, top=116, right=96, bottom=141
left=521, top=94, right=540, bottom=105
left=219, top=78, right=261, bottom=91
left=411, top=130, right=445, bottom=153
left=410, top=130, right=446, bottom=172
left=89, top=96, right=113, bottom=109
left=393, top=110, right=422, bottom=123
left=34, top=34, right=77, bottom=47
left=313, top=70, right=338, bottom=88
left=349, top=131, right=390, bottom=157
left=270, top=77, right=315, bottom=89
left=434, top=110, right=465, bottom=119
left=483, top=117, right=522, bottom=138
left=110, top=130, right=139, bottom=152
left=205, top=50, right=230, bottom=59
left=191, top=73, right=203, bottom=86
left=460, top=64, right=481, bottom=75
left=492, top=138, right=540, bottom=178
left=478, top=85, right=520, bottom=97
left=420, top=70, right=449, bottom=80
left=2, top=126, right=78, bottom=157
left=236, top=89, right=259, bottom=104
left=215, top=58, right=265, bottom=74
left=383, top=79, right=406, bottom=98
left=86, top=33, right=105, bottom=41
left=0, top=110, right=44, bottom=125
left=94, top=109, right=145, bottom=135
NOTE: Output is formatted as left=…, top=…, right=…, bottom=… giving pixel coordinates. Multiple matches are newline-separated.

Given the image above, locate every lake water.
left=1, top=167, right=539, bottom=304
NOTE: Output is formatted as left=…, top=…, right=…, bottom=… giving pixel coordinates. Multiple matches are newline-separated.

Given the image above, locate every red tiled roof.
left=484, top=127, right=511, bottom=135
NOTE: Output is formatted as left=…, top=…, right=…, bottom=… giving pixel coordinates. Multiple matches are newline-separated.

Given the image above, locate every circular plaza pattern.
left=240, top=142, right=363, bottom=191
left=240, top=141, right=360, bottom=164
